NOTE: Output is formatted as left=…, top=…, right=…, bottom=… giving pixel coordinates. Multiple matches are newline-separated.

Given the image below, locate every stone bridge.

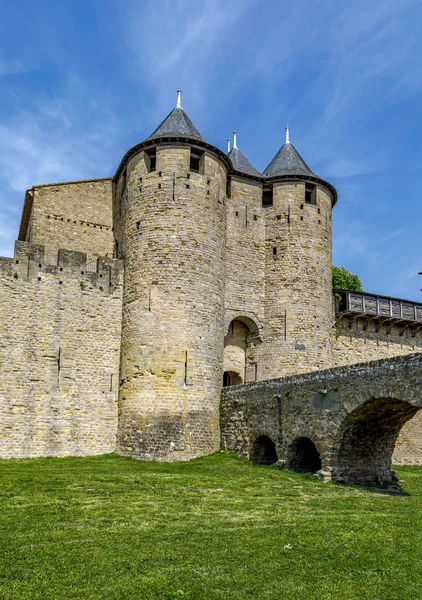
left=220, top=353, right=422, bottom=485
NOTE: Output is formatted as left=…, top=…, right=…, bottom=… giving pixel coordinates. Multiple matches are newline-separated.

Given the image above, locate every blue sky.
left=0, top=0, right=421, bottom=300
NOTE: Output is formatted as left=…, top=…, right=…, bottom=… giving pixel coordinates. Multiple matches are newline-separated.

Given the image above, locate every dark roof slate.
left=228, top=147, right=261, bottom=177
left=147, top=107, right=203, bottom=141
left=264, top=142, right=314, bottom=177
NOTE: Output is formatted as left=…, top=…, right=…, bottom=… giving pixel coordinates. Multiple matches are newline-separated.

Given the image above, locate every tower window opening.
left=190, top=149, right=204, bottom=173
left=146, top=148, right=156, bottom=172
left=273, top=247, right=277, bottom=256
left=305, top=183, right=316, bottom=205
left=262, top=184, right=273, bottom=207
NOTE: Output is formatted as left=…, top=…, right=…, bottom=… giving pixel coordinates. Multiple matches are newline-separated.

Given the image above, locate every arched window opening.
left=287, top=437, right=321, bottom=473
left=251, top=435, right=278, bottom=465
left=333, top=398, right=419, bottom=485
left=223, top=318, right=259, bottom=385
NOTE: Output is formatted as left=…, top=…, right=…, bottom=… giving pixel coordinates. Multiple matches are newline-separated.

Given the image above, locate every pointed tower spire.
left=228, top=130, right=261, bottom=177
left=264, top=126, right=314, bottom=177
left=147, top=90, right=203, bottom=141
left=227, top=138, right=231, bottom=153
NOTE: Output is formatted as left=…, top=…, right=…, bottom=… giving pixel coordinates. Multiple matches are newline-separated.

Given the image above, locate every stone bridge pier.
left=220, top=353, right=422, bottom=485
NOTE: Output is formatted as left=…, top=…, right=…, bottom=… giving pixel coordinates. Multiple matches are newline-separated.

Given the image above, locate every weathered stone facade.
left=19, top=178, right=114, bottom=265
left=0, top=241, right=122, bottom=458
left=0, top=93, right=421, bottom=470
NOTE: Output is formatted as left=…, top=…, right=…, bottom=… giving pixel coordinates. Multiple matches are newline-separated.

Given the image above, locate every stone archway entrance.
left=223, top=318, right=260, bottom=386
left=250, top=435, right=278, bottom=465
left=286, top=437, right=322, bottom=473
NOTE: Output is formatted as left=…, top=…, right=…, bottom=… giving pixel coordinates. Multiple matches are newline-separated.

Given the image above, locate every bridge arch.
left=332, top=397, right=420, bottom=485
left=250, top=435, right=278, bottom=465
left=286, top=437, right=322, bottom=473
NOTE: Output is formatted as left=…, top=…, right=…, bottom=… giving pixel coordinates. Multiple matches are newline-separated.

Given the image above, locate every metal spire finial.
left=233, top=130, right=237, bottom=149
left=176, top=89, right=182, bottom=109
left=285, top=125, right=290, bottom=144
left=227, top=138, right=231, bottom=153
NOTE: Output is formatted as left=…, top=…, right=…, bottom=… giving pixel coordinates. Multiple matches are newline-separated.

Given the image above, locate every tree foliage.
left=332, top=265, right=363, bottom=291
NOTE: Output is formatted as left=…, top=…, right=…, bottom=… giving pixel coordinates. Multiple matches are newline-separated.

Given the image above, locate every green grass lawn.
left=0, top=452, right=421, bottom=600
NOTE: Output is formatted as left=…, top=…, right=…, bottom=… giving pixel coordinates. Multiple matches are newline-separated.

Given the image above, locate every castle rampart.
left=0, top=242, right=123, bottom=458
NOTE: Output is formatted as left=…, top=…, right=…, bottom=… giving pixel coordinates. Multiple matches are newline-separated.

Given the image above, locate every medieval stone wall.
left=22, top=179, right=114, bottom=264
left=0, top=241, right=123, bottom=458
left=333, top=316, right=422, bottom=365
left=117, top=144, right=227, bottom=461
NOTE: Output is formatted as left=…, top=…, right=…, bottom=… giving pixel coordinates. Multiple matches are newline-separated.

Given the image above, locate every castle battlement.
left=0, top=241, right=122, bottom=294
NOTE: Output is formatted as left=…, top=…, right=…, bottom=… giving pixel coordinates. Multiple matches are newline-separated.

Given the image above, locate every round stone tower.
left=114, top=91, right=228, bottom=460
left=261, top=126, right=337, bottom=379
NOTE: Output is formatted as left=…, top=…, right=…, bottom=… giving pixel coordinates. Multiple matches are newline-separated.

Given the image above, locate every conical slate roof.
left=264, top=129, right=314, bottom=177
left=228, top=146, right=261, bottom=177
left=147, top=106, right=203, bottom=141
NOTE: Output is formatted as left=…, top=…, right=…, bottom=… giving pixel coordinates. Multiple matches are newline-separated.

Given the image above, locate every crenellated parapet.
left=0, top=241, right=123, bottom=294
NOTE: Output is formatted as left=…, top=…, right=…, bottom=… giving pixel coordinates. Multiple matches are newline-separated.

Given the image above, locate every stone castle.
left=1, top=90, right=421, bottom=469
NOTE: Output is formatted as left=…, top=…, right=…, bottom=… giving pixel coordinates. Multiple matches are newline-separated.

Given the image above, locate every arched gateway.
left=223, top=317, right=261, bottom=387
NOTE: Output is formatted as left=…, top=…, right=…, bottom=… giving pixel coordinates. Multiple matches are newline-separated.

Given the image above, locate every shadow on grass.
left=334, top=481, right=411, bottom=496
left=263, top=461, right=412, bottom=496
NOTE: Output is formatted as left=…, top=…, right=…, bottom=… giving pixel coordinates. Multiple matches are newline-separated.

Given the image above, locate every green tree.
left=332, top=265, right=363, bottom=291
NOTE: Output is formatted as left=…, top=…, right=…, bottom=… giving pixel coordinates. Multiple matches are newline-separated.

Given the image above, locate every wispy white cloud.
left=0, top=57, right=27, bottom=76
left=122, top=0, right=256, bottom=116
left=0, top=75, right=120, bottom=192
left=0, top=73, right=122, bottom=257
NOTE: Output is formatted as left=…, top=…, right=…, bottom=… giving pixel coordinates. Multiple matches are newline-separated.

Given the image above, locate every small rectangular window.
left=262, top=184, right=273, bottom=207
left=190, top=149, right=204, bottom=173
left=146, top=148, right=156, bottom=172
left=305, top=183, right=316, bottom=204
